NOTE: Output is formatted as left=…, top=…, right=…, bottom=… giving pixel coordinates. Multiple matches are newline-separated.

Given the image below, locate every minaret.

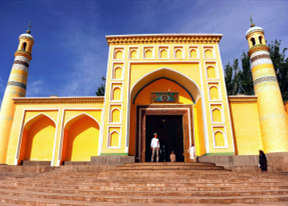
left=0, top=26, right=34, bottom=164
left=246, top=18, right=288, bottom=153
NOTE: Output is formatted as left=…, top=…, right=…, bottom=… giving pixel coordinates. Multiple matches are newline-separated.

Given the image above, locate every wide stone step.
left=41, top=173, right=279, bottom=182
left=117, top=165, right=225, bottom=170
left=122, top=162, right=217, bottom=166
left=0, top=165, right=55, bottom=177
left=3, top=172, right=286, bottom=183
left=22, top=160, right=51, bottom=166
left=6, top=176, right=287, bottom=185
left=88, top=177, right=285, bottom=184
left=53, top=171, right=232, bottom=179
left=2, top=181, right=288, bottom=192
left=0, top=188, right=288, bottom=204
left=2, top=192, right=287, bottom=206
left=18, top=172, right=286, bottom=183
left=5, top=177, right=286, bottom=187
left=1, top=185, right=288, bottom=198
left=19, top=170, right=288, bottom=181
left=0, top=194, right=98, bottom=206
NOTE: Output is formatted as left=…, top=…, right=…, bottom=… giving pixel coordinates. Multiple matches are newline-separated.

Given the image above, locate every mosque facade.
left=0, top=23, right=287, bottom=167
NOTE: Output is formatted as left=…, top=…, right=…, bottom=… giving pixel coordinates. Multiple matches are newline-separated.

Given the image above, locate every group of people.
left=150, top=132, right=176, bottom=162
left=150, top=132, right=268, bottom=172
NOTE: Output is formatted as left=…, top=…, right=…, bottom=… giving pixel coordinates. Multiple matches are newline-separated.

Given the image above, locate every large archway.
left=61, top=113, right=99, bottom=162
left=131, top=68, right=201, bottom=103
left=19, top=114, right=55, bottom=163
left=128, top=68, right=205, bottom=162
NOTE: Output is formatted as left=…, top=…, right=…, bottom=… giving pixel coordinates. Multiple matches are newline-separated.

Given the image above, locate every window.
left=259, top=36, right=263, bottom=44
left=251, top=38, right=256, bottom=46
left=22, top=42, right=27, bottom=51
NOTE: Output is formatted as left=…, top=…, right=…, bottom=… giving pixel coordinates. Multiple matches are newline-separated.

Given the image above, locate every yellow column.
left=246, top=23, right=288, bottom=153
left=0, top=30, right=34, bottom=163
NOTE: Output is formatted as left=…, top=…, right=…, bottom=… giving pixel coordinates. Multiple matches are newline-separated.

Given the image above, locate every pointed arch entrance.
left=19, top=114, right=56, bottom=163
left=129, top=68, right=203, bottom=162
left=61, top=113, right=100, bottom=162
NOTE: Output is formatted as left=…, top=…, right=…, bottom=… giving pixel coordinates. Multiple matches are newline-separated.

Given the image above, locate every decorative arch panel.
left=19, top=114, right=55, bottom=162
left=62, top=114, right=99, bottom=161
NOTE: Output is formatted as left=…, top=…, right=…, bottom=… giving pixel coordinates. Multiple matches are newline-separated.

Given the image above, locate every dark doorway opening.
left=146, top=115, right=184, bottom=162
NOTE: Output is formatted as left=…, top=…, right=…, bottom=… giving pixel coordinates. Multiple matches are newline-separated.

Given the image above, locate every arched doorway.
left=61, top=113, right=99, bottom=162
left=129, top=68, right=202, bottom=162
left=138, top=105, right=192, bottom=162
left=19, top=114, right=55, bottom=163
left=146, top=115, right=184, bottom=162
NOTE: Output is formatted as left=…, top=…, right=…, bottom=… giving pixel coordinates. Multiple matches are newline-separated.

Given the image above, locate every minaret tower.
left=246, top=18, right=288, bottom=153
left=0, top=26, right=34, bottom=164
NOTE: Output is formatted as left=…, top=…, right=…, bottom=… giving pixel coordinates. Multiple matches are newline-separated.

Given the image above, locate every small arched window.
left=22, top=42, right=27, bottom=51
left=259, top=36, right=263, bottom=44
left=251, top=38, right=256, bottom=46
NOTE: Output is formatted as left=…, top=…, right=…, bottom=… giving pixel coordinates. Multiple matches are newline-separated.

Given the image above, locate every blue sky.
left=0, top=0, right=287, bottom=99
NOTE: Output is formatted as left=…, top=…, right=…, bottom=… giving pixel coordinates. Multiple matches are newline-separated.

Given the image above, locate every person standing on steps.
left=151, top=132, right=160, bottom=162
left=259, top=150, right=267, bottom=172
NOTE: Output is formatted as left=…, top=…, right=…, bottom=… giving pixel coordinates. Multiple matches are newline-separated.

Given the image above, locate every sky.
left=0, top=0, right=287, bottom=100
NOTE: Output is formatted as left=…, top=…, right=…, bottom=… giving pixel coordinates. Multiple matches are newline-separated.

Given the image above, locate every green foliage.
left=96, top=76, right=106, bottom=96
left=269, top=40, right=288, bottom=101
left=224, top=59, right=240, bottom=95
left=225, top=40, right=288, bottom=101
left=224, top=56, right=253, bottom=95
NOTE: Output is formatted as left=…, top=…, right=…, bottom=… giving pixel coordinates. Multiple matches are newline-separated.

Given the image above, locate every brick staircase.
left=0, top=162, right=288, bottom=205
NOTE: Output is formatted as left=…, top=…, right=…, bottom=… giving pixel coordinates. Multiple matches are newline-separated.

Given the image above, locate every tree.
left=269, top=40, right=288, bottom=100
left=225, top=40, right=288, bottom=101
left=96, top=76, right=106, bottom=96
left=224, top=59, right=240, bottom=95
left=238, top=52, right=254, bottom=95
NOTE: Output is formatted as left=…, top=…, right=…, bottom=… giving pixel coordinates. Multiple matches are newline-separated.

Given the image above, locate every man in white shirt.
left=150, top=132, right=160, bottom=162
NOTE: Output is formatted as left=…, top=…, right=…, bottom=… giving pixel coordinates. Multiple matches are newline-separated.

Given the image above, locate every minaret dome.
left=245, top=19, right=266, bottom=49
left=16, top=27, right=34, bottom=59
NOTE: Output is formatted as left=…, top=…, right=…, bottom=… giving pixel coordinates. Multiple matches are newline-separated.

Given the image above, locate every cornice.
left=13, top=96, right=104, bottom=104
left=248, top=45, right=269, bottom=57
left=106, top=34, right=223, bottom=45
left=228, top=95, right=257, bottom=103
left=14, top=51, right=32, bottom=60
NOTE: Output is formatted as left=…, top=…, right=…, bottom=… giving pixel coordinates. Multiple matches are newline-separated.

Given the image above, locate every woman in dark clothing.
left=259, top=150, right=267, bottom=171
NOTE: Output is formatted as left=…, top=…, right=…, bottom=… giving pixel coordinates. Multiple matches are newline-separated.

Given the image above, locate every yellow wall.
left=62, top=115, right=99, bottom=161
left=130, top=63, right=200, bottom=89
left=229, top=97, right=263, bottom=155
left=6, top=98, right=104, bottom=166
left=194, top=99, right=206, bottom=156
left=20, top=115, right=55, bottom=161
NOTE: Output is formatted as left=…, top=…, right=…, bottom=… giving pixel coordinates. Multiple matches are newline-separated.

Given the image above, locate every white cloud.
left=58, top=29, right=107, bottom=96
left=26, top=80, right=45, bottom=97
left=54, top=3, right=106, bottom=97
